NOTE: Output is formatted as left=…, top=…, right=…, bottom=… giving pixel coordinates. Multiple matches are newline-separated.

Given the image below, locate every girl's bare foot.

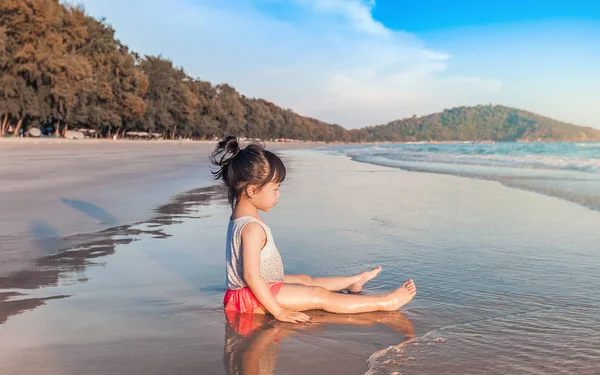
left=348, top=267, right=383, bottom=293
left=382, top=279, right=416, bottom=311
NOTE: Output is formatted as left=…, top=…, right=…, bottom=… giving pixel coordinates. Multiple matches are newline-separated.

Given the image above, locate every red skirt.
left=223, top=282, right=284, bottom=313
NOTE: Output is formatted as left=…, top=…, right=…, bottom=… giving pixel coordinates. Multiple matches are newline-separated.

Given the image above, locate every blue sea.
left=328, top=142, right=600, bottom=211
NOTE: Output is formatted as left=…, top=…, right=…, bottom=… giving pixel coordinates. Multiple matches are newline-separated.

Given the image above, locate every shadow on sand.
left=0, top=185, right=225, bottom=324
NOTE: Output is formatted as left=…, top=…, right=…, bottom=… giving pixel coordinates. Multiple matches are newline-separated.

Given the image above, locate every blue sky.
left=71, top=0, right=600, bottom=129
left=372, top=1, right=598, bottom=31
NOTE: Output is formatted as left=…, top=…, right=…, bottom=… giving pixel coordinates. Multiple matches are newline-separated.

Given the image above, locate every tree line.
left=0, top=0, right=349, bottom=141
left=2, top=0, right=598, bottom=143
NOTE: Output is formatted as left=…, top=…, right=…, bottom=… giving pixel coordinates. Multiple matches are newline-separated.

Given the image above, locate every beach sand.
left=1, top=145, right=415, bottom=375
left=0, top=138, right=314, bottom=277
left=1, top=147, right=599, bottom=374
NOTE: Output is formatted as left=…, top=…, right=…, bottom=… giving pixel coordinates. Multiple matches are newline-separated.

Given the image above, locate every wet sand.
left=0, top=138, right=314, bottom=277
left=0, top=170, right=415, bottom=375
left=1, top=148, right=599, bottom=374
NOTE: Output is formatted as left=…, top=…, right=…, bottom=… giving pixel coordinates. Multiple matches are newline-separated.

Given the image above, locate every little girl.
left=212, top=136, right=416, bottom=323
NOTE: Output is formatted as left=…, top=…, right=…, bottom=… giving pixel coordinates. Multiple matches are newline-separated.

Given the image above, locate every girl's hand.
left=274, top=308, right=311, bottom=323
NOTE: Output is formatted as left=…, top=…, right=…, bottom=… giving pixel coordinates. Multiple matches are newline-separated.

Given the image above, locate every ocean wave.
left=335, top=144, right=600, bottom=212
left=338, top=142, right=600, bottom=174
left=364, top=305, right=600, bottom=375
left=353, top=152, right=600, bottom=174
left=576, top=142, right=600, bottom=148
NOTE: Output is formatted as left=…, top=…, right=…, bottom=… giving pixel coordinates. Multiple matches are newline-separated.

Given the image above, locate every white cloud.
left=294, top=0, right=389, bottom=37
left=70, top=0, right=502, bottom=128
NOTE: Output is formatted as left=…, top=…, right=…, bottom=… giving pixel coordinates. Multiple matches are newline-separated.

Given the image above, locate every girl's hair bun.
left=211, top=135, right=241, bottom=167
left=209, top=135, right=286, bottom=210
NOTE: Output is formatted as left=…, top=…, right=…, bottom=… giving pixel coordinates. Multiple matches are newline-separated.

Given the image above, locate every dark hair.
left=210, top=136, right=286, bottom=209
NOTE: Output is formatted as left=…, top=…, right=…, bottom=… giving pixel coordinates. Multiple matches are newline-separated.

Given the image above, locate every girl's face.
left=249, top=181, right=281, bottom=212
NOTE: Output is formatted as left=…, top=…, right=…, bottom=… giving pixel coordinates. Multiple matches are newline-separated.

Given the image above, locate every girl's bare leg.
left=275, top=280, right=416, bottom=314
left=285, top=267, right=382, bottom=292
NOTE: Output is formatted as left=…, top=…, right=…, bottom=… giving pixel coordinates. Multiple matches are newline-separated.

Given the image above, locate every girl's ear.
left=246, top=184, right=256, bottom=198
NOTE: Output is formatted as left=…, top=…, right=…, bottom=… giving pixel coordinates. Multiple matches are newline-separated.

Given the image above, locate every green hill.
left=352, top=105, right=600, bottom=142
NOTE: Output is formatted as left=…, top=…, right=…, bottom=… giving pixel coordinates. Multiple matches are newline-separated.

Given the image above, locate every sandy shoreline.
left=0, top=138, right=318, bottom=277
left=1, top=149, right=421, bottom=375
left=1, top=148, right=600, bottom=374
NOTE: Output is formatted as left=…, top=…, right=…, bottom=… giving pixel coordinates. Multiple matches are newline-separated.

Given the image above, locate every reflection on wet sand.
left=0, top=186, right=225, bottom=324
left=224, top=310, right=414, bottom=375
left=0, top=292, right=69, bottom=324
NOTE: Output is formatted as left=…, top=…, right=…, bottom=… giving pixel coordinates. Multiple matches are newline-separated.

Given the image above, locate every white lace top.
left=225, top=216, right=284, bottom=290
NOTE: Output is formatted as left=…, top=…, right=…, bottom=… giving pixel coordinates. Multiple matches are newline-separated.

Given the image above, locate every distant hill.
left=351, top=105, right=600, bottom=142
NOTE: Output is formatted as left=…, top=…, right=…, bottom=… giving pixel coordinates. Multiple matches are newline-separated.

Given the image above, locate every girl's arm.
left=241, top=223, right=310, bottom=324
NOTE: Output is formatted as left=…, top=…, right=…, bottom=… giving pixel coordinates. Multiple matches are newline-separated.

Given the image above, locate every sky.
left=70, top=0, right=600, bottom=129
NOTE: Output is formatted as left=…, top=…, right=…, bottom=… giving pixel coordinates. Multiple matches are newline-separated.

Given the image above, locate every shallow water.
left=1, top=149, right=600, bottom=374
left=330, top=142, right=600, bottom=211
